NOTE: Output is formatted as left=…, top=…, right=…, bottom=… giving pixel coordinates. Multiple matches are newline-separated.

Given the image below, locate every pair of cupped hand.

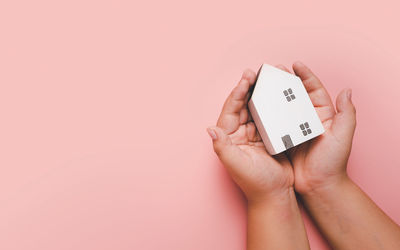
left=207, top=62, right=356, bottom=202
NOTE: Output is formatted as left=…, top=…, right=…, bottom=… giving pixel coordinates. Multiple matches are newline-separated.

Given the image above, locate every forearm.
left=247, top=187, right=310, bottom=250
left=301, top=176, right=400, bottom=250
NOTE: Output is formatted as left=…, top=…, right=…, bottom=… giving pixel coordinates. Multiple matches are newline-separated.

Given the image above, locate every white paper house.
left=248, top=64, right=325, bottom=155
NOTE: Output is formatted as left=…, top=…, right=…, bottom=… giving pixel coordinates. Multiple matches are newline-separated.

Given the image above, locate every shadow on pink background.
left=1, top=0, right=400, bottom=249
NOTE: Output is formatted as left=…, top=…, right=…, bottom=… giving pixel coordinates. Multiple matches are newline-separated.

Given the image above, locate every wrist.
left=248, top=187, right=296, bottom=209
left=295, top=168, right=350, bottom=196
left=247, top=186, right=310, bottom=250
left=300, top=174, right=353, bottom=199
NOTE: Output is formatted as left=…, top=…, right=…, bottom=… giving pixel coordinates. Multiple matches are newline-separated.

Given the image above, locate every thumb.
left=206, top=126, right=243, bottom=167
left=331, top=88, right=357, bottom=141
left=206, top=126, right=233, bottom=157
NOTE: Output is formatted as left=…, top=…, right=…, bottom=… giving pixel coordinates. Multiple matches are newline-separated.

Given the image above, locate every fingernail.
left=207, top=128, right=217, bottom=140
left=242, top=70, right=250, bottom=80
left=347, top=89, right=352, bottom=100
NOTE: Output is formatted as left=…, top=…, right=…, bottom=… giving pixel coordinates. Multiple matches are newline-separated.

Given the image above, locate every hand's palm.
left=211, top=70, right=293, bottom=200
left=278, top=63, right=356, bottom=193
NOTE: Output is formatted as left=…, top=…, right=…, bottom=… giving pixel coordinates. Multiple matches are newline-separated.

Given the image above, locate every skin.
left=207, top=69, right=309, bottom=250
left=207, top=61, right=400, bottom=249
left=284, top=62, right=400, bottom=250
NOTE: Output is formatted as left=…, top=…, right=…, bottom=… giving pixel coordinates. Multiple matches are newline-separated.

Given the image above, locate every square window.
left=300, top=124, right=305, bottom=130
left=304, top=122, right=309, bottom=128
left=286, top=96, right=291, bottom=102
left=302, top=130, right=307, bottom=136
left=288, top=88, right=293, bottom=94
left=283, top=90, right=288, bottom=96
left=307, top=129, right=312, bottom=134
left=290, top=94, right=295, bottom=100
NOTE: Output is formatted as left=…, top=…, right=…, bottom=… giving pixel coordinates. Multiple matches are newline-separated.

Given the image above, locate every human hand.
left=207, top=69, right=294, bottom=203
left=277, top=62, right=357, bottom=195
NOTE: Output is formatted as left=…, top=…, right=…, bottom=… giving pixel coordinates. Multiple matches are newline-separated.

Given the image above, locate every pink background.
left=1, top=0, right=400, bottom=249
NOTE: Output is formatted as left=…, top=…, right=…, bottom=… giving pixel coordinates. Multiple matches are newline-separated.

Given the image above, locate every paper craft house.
left=248, top=64, right=325, bottom=155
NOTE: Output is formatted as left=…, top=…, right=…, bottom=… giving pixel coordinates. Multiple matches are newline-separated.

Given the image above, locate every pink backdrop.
left=1, top=0, right=400, bottom=249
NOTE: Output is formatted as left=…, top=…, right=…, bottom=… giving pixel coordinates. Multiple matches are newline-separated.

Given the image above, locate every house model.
left=248, top=64, right=325, bottom=155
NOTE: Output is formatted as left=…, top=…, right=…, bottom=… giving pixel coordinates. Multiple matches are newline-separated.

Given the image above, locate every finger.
left=292, top=61, right=325, bottom=93
left=315, top=106, right=337, bottom=124
left=239, top=107, right=248, bottom=124
left=207, top=126, right=246, bottom=169
left=307, top=88, right=336, bottom=109
left=292, top=61, right=336, bottom=116
left=275, top=64, right=291, bottom=74
left=246, top=122, right=262, bottom=142
left=217, top=69, right=257, bottom=133
left=247, top=110, right=254, bottom=122
left=331, top=89, right=356, bottom=142
left=223, top=69, right=257, bottom=114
